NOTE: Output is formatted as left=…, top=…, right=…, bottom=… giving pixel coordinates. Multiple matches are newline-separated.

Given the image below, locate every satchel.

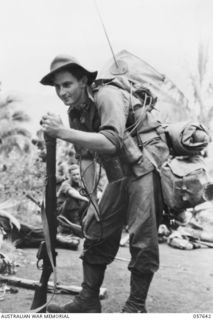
left=160, top=155, right=210, bottom=212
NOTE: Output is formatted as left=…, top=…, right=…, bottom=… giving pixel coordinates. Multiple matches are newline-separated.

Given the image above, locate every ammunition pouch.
left=120, top=129, right=161, bottom=164
left=138, top=129, right=162, bottom=145
left=121, top=131, right=143, bottom=164
left=100, top=126, right=168, bottom=181
left=131, top=129, right=169, bottom=177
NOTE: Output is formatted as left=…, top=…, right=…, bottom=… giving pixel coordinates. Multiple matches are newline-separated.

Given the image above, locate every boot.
left=122, top=272, right=154, bottom=313
left=47, top=262, right=106, bottom=313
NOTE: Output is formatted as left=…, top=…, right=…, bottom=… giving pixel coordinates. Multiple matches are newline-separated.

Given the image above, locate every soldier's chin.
left=63, top=99, right=71, bottom=106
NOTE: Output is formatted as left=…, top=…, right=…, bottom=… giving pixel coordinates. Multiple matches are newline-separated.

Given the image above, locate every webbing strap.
left=143, top=148, right=160, bottom=174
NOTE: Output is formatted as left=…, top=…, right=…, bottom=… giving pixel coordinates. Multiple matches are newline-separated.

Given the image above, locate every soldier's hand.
left=40, top=112, right=64, bottom=138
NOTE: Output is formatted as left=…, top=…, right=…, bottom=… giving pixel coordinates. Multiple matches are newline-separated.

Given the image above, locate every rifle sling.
left=29, top=200, right=57, bottom=313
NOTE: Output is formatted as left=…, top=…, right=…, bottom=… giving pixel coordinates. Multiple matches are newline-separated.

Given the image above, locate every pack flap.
left=164, top=156, right=206, bottom=177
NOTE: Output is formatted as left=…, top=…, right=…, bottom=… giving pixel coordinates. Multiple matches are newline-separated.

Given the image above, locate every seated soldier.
left=57, top=164, right=89, bottom=229
left=56, top=162, right=67, bottom=193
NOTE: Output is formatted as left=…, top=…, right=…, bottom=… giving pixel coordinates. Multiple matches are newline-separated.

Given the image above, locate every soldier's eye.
left=64, top=82, right=73, bottom=88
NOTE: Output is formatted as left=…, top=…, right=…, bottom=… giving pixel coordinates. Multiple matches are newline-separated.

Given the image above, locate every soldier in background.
left=57, top=164, right=89, bottom=227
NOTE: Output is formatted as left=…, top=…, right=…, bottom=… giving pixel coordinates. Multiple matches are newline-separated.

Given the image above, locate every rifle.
left=30, top=134, right=57, bottom=312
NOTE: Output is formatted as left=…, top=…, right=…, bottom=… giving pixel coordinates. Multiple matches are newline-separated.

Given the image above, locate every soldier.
left=40, top=55, right=169, bottom=313
left=57, top=164, right=89, bottom=226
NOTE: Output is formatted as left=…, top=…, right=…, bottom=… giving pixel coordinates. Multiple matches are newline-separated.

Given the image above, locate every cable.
left=79, top=155, right=104, bottom=242
left=94, top=0, right=119, bottom=68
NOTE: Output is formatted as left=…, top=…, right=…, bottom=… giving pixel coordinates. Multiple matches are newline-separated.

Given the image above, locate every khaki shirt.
left=68, top=83, right=169, bottom=176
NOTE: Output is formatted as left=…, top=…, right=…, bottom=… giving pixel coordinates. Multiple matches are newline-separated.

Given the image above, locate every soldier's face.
left=70, top=171, right=81, bottom=183
left=54, top=70, right=86, bottom=106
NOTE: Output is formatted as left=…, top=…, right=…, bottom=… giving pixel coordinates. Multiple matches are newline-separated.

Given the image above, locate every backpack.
left=93, top=76, right=157, bottom=114
left=97, top=49, right=190, bottom=122
left=160, top=156, right=210, bottom=213
left=96, top=50, right=211, bottom=211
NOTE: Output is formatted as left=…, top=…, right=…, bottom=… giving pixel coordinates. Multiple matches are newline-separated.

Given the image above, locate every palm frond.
left=0, top=134, right=32, bottom=154
left=12, top=110, right=31, bottom=122
left=0, top=200, right=19, bottom=211
left=198, top=42, right=209, bottom=86
left=207, top=106, right=213, bottom=120
left=0, top=208, right=20, bottom=230
left=0, top=127, right=32, bottom=140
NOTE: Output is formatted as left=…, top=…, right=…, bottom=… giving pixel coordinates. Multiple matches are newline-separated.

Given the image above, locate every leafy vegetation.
left=0, top=91, right=32, bottom=155
left=189, top=42, right=213, bottom=135
left=0, top=149, right=45, bottom=226
left=0, top=89, right=46, bottom=227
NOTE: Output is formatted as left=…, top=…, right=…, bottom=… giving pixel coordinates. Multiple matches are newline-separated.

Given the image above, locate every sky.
left=0, top=0, right=213, bottom=134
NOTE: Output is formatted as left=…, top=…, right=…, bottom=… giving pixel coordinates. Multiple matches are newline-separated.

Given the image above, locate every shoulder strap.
left=143, top=147, right=161, bottom=173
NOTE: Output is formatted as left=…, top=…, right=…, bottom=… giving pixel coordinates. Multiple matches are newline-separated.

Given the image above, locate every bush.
left=0, top=148, right=45, bottom=226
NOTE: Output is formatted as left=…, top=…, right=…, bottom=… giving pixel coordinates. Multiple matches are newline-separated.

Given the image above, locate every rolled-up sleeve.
left=95, top=86, right=128, bottom=151
left=58, top=181, right=71, bottom=196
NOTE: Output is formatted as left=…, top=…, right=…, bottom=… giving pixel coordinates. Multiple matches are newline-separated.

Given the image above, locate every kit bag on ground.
left=160, top=155, right=210, bottom=213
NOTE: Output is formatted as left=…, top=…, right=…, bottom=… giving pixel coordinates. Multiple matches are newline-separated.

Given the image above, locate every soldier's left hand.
left=40, top=112, right=64, bottom=138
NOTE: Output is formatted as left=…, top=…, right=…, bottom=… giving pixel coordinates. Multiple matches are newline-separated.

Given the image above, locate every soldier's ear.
left=80, top=75, right=88, bottom=88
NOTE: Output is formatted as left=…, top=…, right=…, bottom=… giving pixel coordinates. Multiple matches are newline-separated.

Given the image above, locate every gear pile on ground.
left=0, top=211, right=80, bottom=251
left=159, top=201, right=213, bottom=250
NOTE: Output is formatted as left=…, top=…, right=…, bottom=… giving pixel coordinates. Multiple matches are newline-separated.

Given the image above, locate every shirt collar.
left=87, top=86, right=94, bottom=102
left=68, top=86, right=94, bottom=114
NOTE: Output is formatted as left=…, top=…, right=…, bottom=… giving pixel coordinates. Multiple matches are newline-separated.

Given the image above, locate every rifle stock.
left=31, top=134, right=57, bottom=312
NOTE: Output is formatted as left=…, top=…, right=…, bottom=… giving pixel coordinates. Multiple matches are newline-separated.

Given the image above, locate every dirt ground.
left=0, top=241, right=213, bottom=314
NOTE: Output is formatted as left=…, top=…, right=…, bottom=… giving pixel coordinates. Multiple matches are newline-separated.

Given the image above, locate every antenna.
left=94, top=0, right=128, bottom=75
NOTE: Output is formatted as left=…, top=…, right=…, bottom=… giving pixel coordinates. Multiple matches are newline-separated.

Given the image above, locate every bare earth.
left=0, top=242, right=213, bottom=313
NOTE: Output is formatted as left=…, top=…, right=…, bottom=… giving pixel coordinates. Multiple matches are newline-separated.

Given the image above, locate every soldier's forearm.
left=57, top=128, right=116, bottom=154
left=67, top=188, right=89, bottom=202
